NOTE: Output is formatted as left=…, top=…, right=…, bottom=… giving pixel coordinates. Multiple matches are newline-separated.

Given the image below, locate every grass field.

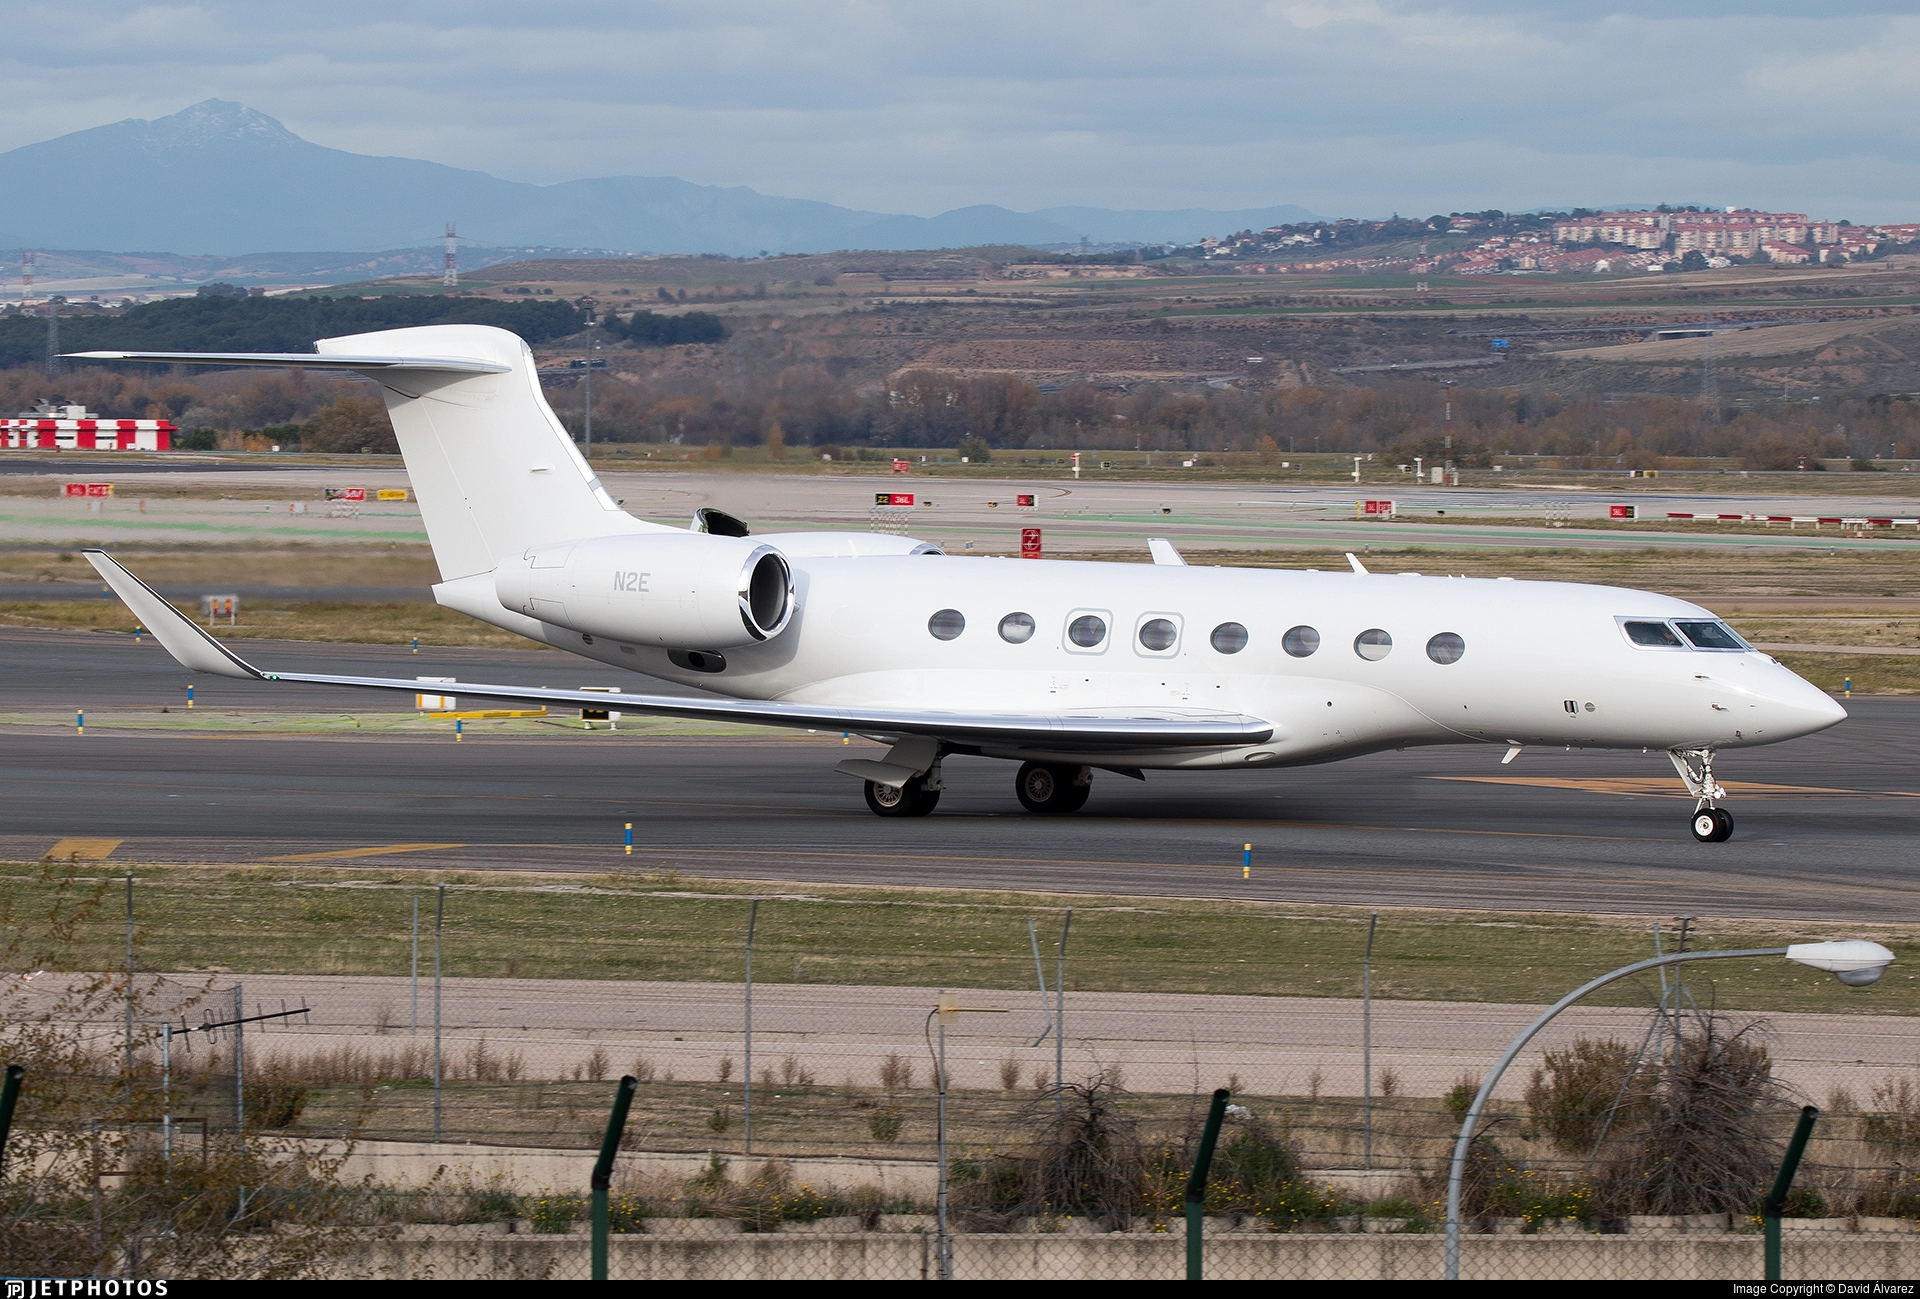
left=10, top=863, right=1915, bottom=1014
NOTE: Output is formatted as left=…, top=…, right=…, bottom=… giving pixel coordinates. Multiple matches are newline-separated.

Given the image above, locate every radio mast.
left=443, top=224, right=459, bottom=290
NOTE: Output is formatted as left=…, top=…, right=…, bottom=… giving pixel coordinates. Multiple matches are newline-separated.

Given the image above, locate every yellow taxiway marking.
left=260, top=843, right=465, bottom=863
left=1434, top=776, right=1871, bottom=799
left=43, top=838, right=121, bottom=860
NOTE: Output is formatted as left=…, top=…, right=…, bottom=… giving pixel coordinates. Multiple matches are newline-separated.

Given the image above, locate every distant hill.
left=0, top=100, right=1319, bottom=258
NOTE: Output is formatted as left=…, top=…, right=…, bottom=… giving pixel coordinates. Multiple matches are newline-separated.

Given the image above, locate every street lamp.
left=1443, top=940, right=1895, bottom=1280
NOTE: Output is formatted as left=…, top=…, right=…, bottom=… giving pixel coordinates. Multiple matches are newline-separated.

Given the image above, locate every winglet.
left=1147, top=538, right=1187, bottom=567
left=1346, top=552, right=1370, bottom=575
left=81, top=551, right=263, bottom=680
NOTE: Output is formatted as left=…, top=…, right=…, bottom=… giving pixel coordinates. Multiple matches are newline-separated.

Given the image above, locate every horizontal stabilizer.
left=67, top=350, right=510, bottom=375
left=83, top=550, right=1273, bottom=752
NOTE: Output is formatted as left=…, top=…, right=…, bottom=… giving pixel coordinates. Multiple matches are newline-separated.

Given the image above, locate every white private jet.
left=75, top=325, right=1845, bottom=842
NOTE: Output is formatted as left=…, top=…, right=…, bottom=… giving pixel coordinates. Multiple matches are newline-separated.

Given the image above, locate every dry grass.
left=10, top=863, right=1919, bottom=1014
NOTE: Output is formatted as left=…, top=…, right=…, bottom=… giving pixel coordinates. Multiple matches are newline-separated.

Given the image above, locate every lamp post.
left=1443, top=940, right=1894, bottom=1281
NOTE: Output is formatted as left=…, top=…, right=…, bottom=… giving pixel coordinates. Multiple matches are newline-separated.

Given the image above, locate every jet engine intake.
left=494, top=533, right=794, bottom=648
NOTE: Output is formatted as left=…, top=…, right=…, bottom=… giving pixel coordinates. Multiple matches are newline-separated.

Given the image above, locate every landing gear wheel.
left=865, top=775, right=940, bottom=818
left=1690, top=807, right=1734, bottom=843
left=1015, top=762, right=1091, bottom=815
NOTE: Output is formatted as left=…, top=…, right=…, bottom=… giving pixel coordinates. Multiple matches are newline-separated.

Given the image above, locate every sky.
left=2, top=1, right=1916, bottom=222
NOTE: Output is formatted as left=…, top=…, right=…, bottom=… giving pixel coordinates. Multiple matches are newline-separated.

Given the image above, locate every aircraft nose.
left=1766, top=670, right=1847, bottom=738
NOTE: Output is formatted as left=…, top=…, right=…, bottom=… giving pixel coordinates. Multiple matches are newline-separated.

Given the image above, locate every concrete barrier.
left=329, top=1231, right=1920, bottom=1281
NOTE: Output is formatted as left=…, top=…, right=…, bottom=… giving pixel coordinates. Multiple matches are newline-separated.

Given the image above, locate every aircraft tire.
left=1016, top=762, right=1089, bottom=815
left=1690, top=809, right=1731, bottom=843
left=865, top=776, right=939, bottom=817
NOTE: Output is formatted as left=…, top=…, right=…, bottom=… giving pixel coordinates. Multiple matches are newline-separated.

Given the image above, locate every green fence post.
left=1185, top=1087, right=1231, bottom=1281
left=591, top=1075, right=638, bottom=1281
left=1765, top=1105, right=1819, bottom=1282
left=0, top=1064, right=22, bottom=1173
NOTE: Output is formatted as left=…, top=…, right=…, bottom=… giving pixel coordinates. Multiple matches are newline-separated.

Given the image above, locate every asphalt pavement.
left=6, top=627, right=1915, bottom=924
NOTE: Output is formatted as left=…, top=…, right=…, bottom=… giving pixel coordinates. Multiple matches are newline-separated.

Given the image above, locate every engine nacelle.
left=494, top=533, right=794, bottom=648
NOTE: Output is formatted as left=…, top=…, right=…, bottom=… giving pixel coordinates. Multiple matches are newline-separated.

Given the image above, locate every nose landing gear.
left=1671, top=748, right=1733, bottom=843
left=1015, top=762, right=1091, bottom=814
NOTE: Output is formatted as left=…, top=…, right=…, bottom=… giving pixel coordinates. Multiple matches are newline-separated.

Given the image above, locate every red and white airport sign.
left=1020, top=527, right=1042, bottom=559
left=1359, top=498, right=1394, bottom=517
left=1609, top=504, right=1638, bottom=520
left=1016, top=493, right=1036, bottom=508
left=63, top=482, right=113, bottom=498
left=874, top=492, right=915, bottom=506
left=891, top=459, right=911, bottom=474
left=325, top=487, right=368, bottom=502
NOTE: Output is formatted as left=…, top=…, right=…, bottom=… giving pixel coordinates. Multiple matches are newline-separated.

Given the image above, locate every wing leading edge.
left=83, top=550, right=1272, bottom=751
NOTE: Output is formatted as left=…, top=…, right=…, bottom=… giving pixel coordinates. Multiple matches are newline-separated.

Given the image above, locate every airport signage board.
left=1360, top=499, right=1395, bottom=517
left=875, top=492, right=915, bottom=506
left=1016, top=494, right=1036, bottom=508
left=325, top=487, right=367, bottom=502
left=1491, top=339, right=1510, bottom=349
left=375, top=489, right=410, bottom=501
left=1609, top=504, right=1638, bottom=520
left=63, top=482, right=113, bottom=498
left=891, top=459, right=911, bottom=474
left=1021, top=527, right=1042, bottom=559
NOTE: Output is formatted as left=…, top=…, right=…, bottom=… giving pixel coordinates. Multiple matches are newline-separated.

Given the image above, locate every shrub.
left=1524, top=1037, right=1649, bottom=1154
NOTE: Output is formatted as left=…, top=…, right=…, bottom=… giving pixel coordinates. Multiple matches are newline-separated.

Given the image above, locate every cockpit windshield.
left=1624, top=620, right=1684, bottom=648
left=1673, top=620, right=1748, bottom=651
left=1621, top=618, right=1751, bottom=651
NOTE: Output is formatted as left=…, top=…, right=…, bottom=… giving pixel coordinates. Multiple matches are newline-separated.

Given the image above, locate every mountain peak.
left=131, top=99, right=304, bottom=152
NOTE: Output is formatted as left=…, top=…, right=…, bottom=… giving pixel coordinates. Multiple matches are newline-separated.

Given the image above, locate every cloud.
left=0, top=1, right=1912, bottom=221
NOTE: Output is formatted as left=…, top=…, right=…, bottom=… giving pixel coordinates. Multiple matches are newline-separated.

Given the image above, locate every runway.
left=9, top=627, right=1918, bottom=924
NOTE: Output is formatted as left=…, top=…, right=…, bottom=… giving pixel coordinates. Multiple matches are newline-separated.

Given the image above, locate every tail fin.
left=77, top=325, right=670, bottom=582
left=316, top=325, right=666, bottom=580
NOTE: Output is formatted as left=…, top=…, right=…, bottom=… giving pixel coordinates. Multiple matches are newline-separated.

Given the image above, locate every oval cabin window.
left=999, top=612, right=1036, bottom=643
left=928, top=609, right=965, bottom=640
left=1138, top=618, right=1178, bottom=651
left=1067, top=615, right=1107, bottom=648
left=1210, top=622, right=1249, bottom=654
left=1282, top=625, right=1320, bottom=658
left=1354, top=629, right=1392, bottom=661
left=1426, top=632, right=1465, bottom=664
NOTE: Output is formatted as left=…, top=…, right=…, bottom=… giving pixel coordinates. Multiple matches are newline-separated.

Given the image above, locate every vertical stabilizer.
left=315, top=324, right=667, bottom=582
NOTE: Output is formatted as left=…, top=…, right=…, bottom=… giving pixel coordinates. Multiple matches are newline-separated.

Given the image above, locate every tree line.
left=10, top=356, right=1920, bottom=466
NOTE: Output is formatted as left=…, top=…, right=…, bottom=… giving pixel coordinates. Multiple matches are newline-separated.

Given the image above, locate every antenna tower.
left=45, top=294, right=58, bottom=379
left=1443, top=379, right=1455, bottom=482
left=443, top=223, right=459, bottom=289
left=22, top=250, right=33, bottom=305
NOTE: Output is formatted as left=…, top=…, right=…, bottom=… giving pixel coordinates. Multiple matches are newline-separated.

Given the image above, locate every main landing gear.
left=1670, top=748, right=1733, bottom=843
left=865, top=770, right=941, bottom=817
left=1015, top=762, right=1091, bottom=815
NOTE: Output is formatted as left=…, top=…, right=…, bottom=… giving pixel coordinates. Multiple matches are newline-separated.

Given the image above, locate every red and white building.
left=0, top=401, right=174, bottom=451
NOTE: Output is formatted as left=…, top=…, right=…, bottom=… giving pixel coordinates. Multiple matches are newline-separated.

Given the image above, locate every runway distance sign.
left=891, top=459, right=911, bottom=474
left=1357, top=499, right=1395, bottom=517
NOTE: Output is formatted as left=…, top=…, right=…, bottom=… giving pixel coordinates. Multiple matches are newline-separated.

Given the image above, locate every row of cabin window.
left=927, top=609, right=1467, bottom=664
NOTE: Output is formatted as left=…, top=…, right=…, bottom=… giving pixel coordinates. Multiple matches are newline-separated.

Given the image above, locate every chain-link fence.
left=4, top=876, right=1918, bottom=1280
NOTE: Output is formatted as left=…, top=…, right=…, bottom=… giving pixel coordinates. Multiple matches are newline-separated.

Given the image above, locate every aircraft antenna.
left=443, top=223, right=460, bottom=290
